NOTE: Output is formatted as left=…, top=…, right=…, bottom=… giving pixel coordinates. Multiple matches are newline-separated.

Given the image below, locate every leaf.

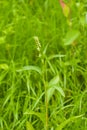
left=46, top=58, right=55, bottom=74
left=0, top=71, right=8, bottom=82
left=43, top=43, right=49, bottom=54
left=0, top=64, right=9, bottom=70
left=49, top=75, right=60, bottom=86
left=0, top=36, right=6, bottom=44
left=59, top=0, right=70, bottom=18
left=85, top=12, right=87, bottom=24
left=47, top=85, right=65, bottom=103
left=16, top=65, right=41, bottom=74
left=56, top=115, right=83, bottom=130
left=80, top=14, right=87, bottom=26
left=64, top=29, right=80, bottom=45
left=26, top=121, right=35, bottom=130
left=47, top=86, right=55, bottom=103
left=32, top=92, right=44, bottom=110
left=24, top=111, right=45, bottom=125
left=55, top=86, right=65, bottom=97
left=63, top=4, right=70, bottom=18
left=48, top=54, right=65, bottom=60
left=47, top=75, right=65, bottom=102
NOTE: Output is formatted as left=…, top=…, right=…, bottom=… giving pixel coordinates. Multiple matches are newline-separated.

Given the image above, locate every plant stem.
left=42, top=57, right=48, bottom=130
left=45, top=82, right=48, bottom=130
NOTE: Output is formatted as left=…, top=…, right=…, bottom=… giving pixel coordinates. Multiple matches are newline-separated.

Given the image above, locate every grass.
left=0, top=0, right=87, bottom=130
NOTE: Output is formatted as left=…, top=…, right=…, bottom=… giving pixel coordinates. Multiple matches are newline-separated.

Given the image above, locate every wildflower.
left=33, top=36, right=41, bottom=57
left=33, top=36, right=41, bottom=52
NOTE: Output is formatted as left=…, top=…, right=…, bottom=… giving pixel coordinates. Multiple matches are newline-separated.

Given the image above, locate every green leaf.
left=64, top=29, right=80, bottom=45
left=26, top=121, right=35, bottom=130
left=0, top=64, right=9, bottom=70
left=24, top=111, right=45, bottom=125
left=47, top=85, right=65, bottom=103
left=0, top=71, right=8, bottom=82
left=55, top=86, right=65, bottom=97
left=0, top=36, right=6, bottom=44
left=56, top=115, right=83, bottom=130
left=48, top=54, right=65, bottom=60
left=63, top=5, right=70, bottom=18
left=47, top=86, right=55, bottom=103
left=49, top=75, right=60, bottom=86
left=43, top=43, right=49, bottom=54
left=46, top=57, right=55, bottom=74
left=80, top=14, right=87, bottom=26
left=47, top=75, right=65, bottom=102
left=16, top=65, right=41, bottom=74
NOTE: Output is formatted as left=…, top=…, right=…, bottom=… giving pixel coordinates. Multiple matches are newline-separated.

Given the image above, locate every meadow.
left=0, top=0, right=87, bottom=130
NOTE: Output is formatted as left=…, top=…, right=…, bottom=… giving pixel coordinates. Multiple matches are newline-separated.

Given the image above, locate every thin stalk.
left=45, top=82, right=48, bottom=130
left=42, top=57, right=48, bottom=130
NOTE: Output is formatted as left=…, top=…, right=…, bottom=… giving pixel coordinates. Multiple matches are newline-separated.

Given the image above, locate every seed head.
left=33, top=36, right=41, bottom=52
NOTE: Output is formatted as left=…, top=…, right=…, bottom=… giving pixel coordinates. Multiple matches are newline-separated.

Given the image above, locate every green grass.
left=0, top=0, right=87, bottom=130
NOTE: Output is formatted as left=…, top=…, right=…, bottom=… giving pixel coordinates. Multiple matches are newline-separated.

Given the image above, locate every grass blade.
left=56, top=115, right=83, bottom=130
left=16, top=65, right=41, bottom=74
left=64, top=29, right=80, bottom=45
left=26, top=121, right=35, bottom=130
left=24, top=111, right=45, bottom=125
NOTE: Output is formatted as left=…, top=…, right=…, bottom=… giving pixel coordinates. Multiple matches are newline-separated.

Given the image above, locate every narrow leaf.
left=47, top=87, right=55, bottom=103
left=56, top=115, right=83, bottom=130
left=46, top=58, right=55, bottom=74
left=64, top=29, right=80, bottom=45
left=47, top=85, right=65, bottom=103
left=55, top=86, right=65, bottom=97
left=0, top=64, right=9, bottom=70
left=63, top=5, right=70, bottom=17
left=49, top=75, right=60, bottom=86
left=26, top=121, right=35, bottom=130
left=24, top=111, right=45, bottom=125
left=48, top=54, right=65, bottom=60
left=16, top=65, right=41, bottom=74
left=0, top=36, right=6, bottom=44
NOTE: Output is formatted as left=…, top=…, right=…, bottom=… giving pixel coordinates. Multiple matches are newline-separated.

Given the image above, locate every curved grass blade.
left=47, top=87, right=55, bottom=103
left=47, top=85, right=65, bottom=103
left=16, top=65, right=41, bottom=74
left=56, top=115, right=83, bottom=130
left=0, top=64, right=9, bottom=70
left=55, top=86, right=65, bottom=97
left=47, top=75, right=65, bottom=102
left=48, top=54, right=65, bottom=60
left=24, top=111, right=45, bottom=125
left=64, top=29, right=80, bottom=45
left=49, top=75, right=60, bottom=86
left=26, top=121, right=35, bottom=130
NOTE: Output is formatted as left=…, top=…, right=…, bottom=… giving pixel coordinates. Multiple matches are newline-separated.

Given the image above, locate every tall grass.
left=0, top=0, right=87, bottom=130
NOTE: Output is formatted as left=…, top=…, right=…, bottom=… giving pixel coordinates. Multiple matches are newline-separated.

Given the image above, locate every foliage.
left=0, top=0, right=87, bottom=130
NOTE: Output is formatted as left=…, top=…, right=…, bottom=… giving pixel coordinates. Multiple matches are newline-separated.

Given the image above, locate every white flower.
left=33, top=36, right=41, bottom=52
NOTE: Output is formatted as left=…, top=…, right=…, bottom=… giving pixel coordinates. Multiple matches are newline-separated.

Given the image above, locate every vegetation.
left=0, top=0, right=87, bottom=130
